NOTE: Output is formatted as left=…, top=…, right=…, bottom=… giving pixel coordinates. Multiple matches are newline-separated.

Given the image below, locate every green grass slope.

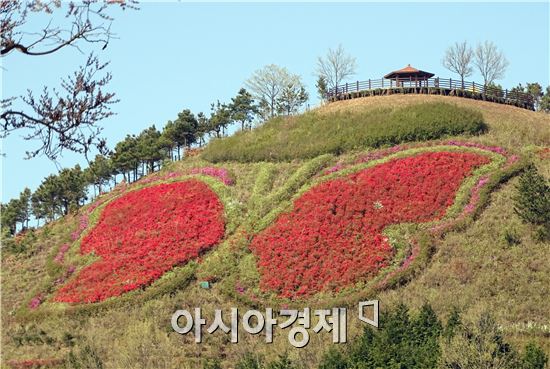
left=202, top=102, right=486, bottom=162
left=1, top=95, right=549, bottom=369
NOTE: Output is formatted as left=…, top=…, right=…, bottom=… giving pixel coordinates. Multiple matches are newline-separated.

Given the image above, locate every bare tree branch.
left=1, top=54, right=116, bottom=160
left=1, top=0, right=136, bottom=160
left=316, top=44, right=357, bottom=90
left=442, top=41, right=473, bottom=87
left=1, top=0, right=135, bottom=56
left=474, top=40, right=509, bottom=88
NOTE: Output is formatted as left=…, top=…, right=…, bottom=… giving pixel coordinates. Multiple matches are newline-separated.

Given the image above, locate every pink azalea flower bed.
left=189, top=167, right=234, bottom=186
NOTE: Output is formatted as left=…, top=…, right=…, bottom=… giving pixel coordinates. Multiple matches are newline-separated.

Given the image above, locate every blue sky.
left=2, top=2, right=549, bottom=202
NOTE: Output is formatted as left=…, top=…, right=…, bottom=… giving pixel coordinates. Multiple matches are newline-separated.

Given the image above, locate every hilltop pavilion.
left=384, top=64, right=435, bottom=87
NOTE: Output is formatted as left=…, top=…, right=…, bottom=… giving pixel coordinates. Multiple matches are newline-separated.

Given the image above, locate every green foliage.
left=11, top=324, right=56, bottom=347
left=159, top=109, right=200, bottom=161
left=319, top=303, right=444, bottom=369
left=202, top=102, right=487, bottom=162
left=522, top=343, right=548, bottom=369
left=57, top=165, right=88, bottom=215
left=1, top=199, right=20, bottom=235
left=136, top=125, right=166, bottom=173
left=245, top=64, right=304, bottom=120
left=266, top=353, right=297, bottom=369
left=202, top=359, right=223, bottom=369
left=65, top=345, right=104, bottom=369
left=276, top=81, right=308, bottom=116
left=235, top=353, right=297, bottom=369
left=540, top=86, right=550, bottom=113
left=486, top=83, right=504, bottom=98
left=514, top=165, right=550, bottom=240
left=316, top=76, right=328, bottom=102
left=319, top=307, right=543, bottom=369
left=28, top=165, right=88, bottom=224
left=440, top=313, right=519, bottom=369
left=502, top=226, right=522, bottom=246
left=412, top=304, right=443, bottom=368
left=84, top=155, right=113, bottom=194
left=318, top=347, right=347, bottom=369
left=111, top=134, right=141, bottom=180
left=231, top=88, right=258, bottom=131
left=1, top=187, right=32, bottom=235
left=196, top=111, right=210, bottom=146
left=235, top=353, right=265, bottom=369
left=442, top=307, right=462, bottom=341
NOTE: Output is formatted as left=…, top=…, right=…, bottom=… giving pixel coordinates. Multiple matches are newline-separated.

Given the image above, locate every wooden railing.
left=326, top=77, right=535, bottom=110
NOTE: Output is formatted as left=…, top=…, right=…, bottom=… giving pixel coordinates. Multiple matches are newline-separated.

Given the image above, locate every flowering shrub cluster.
left=189, top=167, right=234, bottom=186
left=444, top=140, right=507, bottom=155
left=53, top=266, right=76, bottom=286
left=53, top=243, right=69, bottom=263
left=250, top=152, right=490, bottom=299
left=54, top=180, right=225, bottom=303
left=322, top=163, right=345, bottom=175
left=28, top=294, right=44, bottom=309
left=464, top=175, right=490, bottom=214
left=70, top=196, right=111, bottom=241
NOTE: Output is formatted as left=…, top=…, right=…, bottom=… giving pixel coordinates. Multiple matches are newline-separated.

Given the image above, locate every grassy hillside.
left=202, top=102, right=486, bottom=162
left=319, top=95, right=550, bottom=150
left=1, top=95, right=549, bottom=369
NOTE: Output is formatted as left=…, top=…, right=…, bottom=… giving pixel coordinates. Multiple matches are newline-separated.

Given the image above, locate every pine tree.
left=440, top=312, right=519, bottom=369
left=522, top=343, right=548, bottom=369
left=17, top=188, right=32, bottom=230
left=316, top=75, right=328, bottom=103
left=112, top=135, right=140, bottom=182
left=230, top=88, right=257, bottom=131
left=1, top=200, right=20, bottom=235
left=514, top=164, right=550, bottom=240
left=136, top=125, right=164, bottom=174
left=371, top=303, right=414, bottom=367
left=209, top=101, right=232, bottom=138
left=276, top=82, right=308, bottom=116
left=85, top=155, right=113, bottom=196
left=443, top=307, right=462, bottom=341
left=57, top=165, right=88, bottom=215
left=412, top=304, right=442, bottom=368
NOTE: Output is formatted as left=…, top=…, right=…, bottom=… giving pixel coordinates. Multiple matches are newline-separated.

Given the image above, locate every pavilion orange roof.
left=384, top=64, right=434, bottom=79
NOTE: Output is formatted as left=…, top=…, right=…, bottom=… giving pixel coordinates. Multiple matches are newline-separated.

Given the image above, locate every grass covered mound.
left=202, top=102, right=486, bottom=163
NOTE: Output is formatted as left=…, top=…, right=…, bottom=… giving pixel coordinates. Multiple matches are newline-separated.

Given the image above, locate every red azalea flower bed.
left=6, top=358, right=64, bottom=369
left=250, top=151, right=490, bottom=299
left=54, top=180, right=225, bottom=303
